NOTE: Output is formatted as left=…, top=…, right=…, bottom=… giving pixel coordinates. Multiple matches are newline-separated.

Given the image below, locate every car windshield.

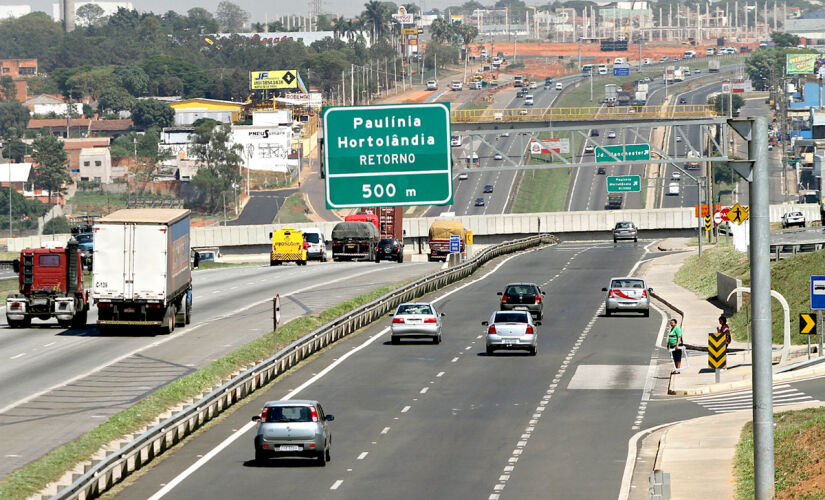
left=266, top=406, right=313, bottom=422
left=615, top=222, right=634, bottom=229
left=304, top=233, right=320, bottom=243
left=611, top=279, right=645, bottom=289
left=397, top=304, right=433, bottom=315
left=494, top=312, right=529, bottom=323
left=75, top=234, right=93, bottom=244
left=505, top=285, right=538, bottom=296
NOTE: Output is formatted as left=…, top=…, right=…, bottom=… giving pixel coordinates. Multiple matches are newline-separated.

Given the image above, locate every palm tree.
left=362, top=0, right=390, bottom=42
left=454, top=23, right=478, bottom=83
left=430, top=18, right=452, bottom=44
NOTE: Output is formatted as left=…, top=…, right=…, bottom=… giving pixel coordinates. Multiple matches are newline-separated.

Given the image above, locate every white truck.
left=663, top=66, right=675, bottom=83
left=633, top=90, right=648, bottom=105
left=92, top=209, right=194, bottom=334
left=605, top=84, right=618, bottom=106
left=673, top=68, right=685, bottom=82
left=708, top=60, right=720, bottom=73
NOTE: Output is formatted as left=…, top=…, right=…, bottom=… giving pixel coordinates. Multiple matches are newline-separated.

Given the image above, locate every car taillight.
left=310, top=406, right=319, bottom=422
left=642, top=289, right=648, bottom=298
left=608, top=289, right=617, bottom=298
left=392, top=317, right=405, bottom=324
left=501, top=296, right=507, bottom=303
left=488, top=324, right=496, bottom=334
left=525, top=325, right=534, bottom=334
left=424, top=317, right=437, bottom=323
left=260, top=407, right=268, bottom=423
left=534, top=296, right=541, bottom=304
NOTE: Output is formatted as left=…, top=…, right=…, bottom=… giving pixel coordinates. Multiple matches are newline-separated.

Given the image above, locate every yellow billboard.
left=250, top=70, right=300, bottom=90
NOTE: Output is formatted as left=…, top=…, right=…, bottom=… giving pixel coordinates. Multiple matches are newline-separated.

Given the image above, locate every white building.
left=52, top=1, right=134, bottom=25
left=0, top=5, right=31, bottom=20
left=78, top=148, right=112, bottom=183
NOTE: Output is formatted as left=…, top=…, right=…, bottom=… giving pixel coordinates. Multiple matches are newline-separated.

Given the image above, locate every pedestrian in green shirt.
left=668, top=318, right=683, bottom=373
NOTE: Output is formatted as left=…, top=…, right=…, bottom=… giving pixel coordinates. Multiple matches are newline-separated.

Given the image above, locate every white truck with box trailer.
left=604, top=84, right=618, bottom=106
left=708, top=60, right=720, bottom=73
left=92, top=208, right=194, bottom=334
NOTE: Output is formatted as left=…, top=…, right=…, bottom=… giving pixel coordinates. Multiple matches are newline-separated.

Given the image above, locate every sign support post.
left=273, top=293, right=281, bottom=352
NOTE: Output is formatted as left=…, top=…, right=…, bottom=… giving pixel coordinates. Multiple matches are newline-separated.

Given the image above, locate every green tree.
left=745, top=46, right=817, bottom=90
left=361, top=0, right=391, bottom=42
left=113, top=65, right=150, bottom=96
left=0, top=101, right=30, bottom=139
left=2, top=138, right=27, bottom=162
left=131, top=99, right=174, bottom=129
left=708, top=94, right=745, bottom=115
left=215, top=1, right=249, bottom=32
left=76, top=3, right=105, bottom=25
left=98, top=87, right=136, bottom=115
left=0, top=76, right=16, bottom=101
left=190, top=122, right=243, bottom=212
left=770, top=31, right=800, bottom=48
left=44, top=216, right=71, bottom=234
left=31, top=134, right=70, bottom=206
left=186, top=7, right=219, bottom=33
left=65, top=66, right=117, bottom=101
left=82, top=103, right=94, bottom=118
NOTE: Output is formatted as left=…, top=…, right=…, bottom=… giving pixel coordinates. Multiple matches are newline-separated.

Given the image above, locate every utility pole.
left=351, top=64, right=355, bottom=105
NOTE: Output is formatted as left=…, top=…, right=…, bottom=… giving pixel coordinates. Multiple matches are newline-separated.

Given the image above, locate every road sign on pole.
left=727, top=203, right=749, bottom=225
left=449, top=234, right=460, bottom=253
left=811, top=275, right=825, bottom=310
left=800, top=313, right=817, bottom=334
left=713, top=211, right=723, bottom=225
left=708, top=331, right=727, bottom=369
left=613, top=67, right=630, bottom=76
left=606, top=175, right=642, bottom=192
left=595, top=144, right=651, bottom=163
left=323, top=103, right=453, bottom=208
left=704, top=215, right=712, bottom=231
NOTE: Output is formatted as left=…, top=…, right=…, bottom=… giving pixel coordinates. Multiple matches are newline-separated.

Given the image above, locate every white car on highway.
left=607, top=130, right=616, bottom=139
left=671, top=171, right=681, bottom=180
left=668, top=182, right=680, bottom=195
left=483, top=310, right=540, bottom=356
left=390, top=302, right=444, bottom=344
left=781, top=211, right=806, bottom=228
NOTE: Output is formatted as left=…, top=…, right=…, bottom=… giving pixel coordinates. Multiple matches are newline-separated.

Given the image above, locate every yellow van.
left=269, top=227, right=307, bottom=266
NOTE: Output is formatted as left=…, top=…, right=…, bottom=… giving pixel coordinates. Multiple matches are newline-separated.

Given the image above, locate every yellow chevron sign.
left=708, top=331, right=727, bottom=369
left=704, top=215, right=712, bottom=231
left=800, top=313, right=817, bottom=335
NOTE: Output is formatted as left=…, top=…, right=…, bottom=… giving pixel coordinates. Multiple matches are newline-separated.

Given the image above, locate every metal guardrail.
left=51, top=233, right=558, bottom=500
left=450, top=104, right=719, bottom=123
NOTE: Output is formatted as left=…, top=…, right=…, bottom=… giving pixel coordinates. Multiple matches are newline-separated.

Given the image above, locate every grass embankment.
left=674, top=245, right=825, bottom=345
left=273, top=193, right=312, bottom=224
left=735, top=407, right=825, bottom=499
left=512, top=130, right=575, bottom=213
left=0, top=280, right=410, bottom=500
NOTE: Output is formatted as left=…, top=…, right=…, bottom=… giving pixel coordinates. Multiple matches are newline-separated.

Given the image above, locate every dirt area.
left=469, top=41, right=757, bottom=61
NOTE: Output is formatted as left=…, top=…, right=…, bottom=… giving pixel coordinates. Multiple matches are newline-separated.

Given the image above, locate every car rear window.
left=616, top=222, right=634, bottom=229
left=505, top=285, right=538, bottom=296
left=266, top=406, right=313, bottom=422
left=611, top=279, right=645, bottom=289
left=494, top=312, right=530, bottom=323
left=397, top=304, right=433, bottom=315
left=304, top=233, right=320, bottom=243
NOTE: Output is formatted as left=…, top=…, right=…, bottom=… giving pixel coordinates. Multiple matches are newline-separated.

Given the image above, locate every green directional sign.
left=323, top=103, right=453, bottom=208
left=606, top=175, right=642, bottom=192
left=595, top=143, right=651, bottom=163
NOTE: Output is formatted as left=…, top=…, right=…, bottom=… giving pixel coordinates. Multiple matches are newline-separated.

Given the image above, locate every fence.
left=51, top=233, right=557, bottom=500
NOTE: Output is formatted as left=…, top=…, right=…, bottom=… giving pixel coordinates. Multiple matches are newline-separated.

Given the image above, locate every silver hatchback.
left=252, top=400, right=334, bottom=465
left=483, top=310, right=540, bottom=355
left=603, top=277, right=651, bottom=316
left=390, top=302, right=444, bottom=344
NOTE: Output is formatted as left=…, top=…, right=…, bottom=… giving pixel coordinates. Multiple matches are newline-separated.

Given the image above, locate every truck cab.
left=269, top=227, right=308, bottom=266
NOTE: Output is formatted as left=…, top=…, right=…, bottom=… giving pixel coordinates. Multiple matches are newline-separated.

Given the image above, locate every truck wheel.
left=175, top=302, right=187, bottom=327
left=58, top=319, right=73, bottom=329
left=161, top=306, right=176, bottom=335
left=270, top=260, right=276, bottom=266
left=71, top=309, right=88, bottom=329
left=397, top=254, right=404, bottom=264
left=7, top=318, right=29, bottom=329
left=185, top=303, right=192, bottom=324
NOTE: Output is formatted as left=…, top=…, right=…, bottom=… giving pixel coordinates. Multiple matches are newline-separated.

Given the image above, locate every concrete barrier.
left=716, top=271, right=743, bottom=313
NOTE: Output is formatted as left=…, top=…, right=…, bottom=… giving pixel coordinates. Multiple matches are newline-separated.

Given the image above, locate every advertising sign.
left=232, top=125, right=292, bottom=172
left=401, top=27, right=417, bottom=35
left=529, top=138, right=570, bottom=155
left=732, top=79, right=746, bottom=93
left=250, top=70, right=299, bottom=90
left=787, top=54, right=817, bottom=75
left=392, top=7, right=414, bottom=24
left=282, top=92, right=323, bottom=107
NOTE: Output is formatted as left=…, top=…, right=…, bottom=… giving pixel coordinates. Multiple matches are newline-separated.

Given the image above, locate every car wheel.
left=643, top=309, right=650, bottom=317
left=325, top=447, right=331, bottom=462
left=529, top=346, right=537, bottom=356
left=605, top=308, right=612, bottom=317
left=255, top=449, right=267, bottom=465
left=486, top=346, right=494, bottom=355
left=433, top=334, right=441, bottom=344
left=58, top=319, right=73, bottom=329
left=391, top=336, right=400, bottom=345
left=397, top=254, right=404, bottom=264
left=269, top=260, right=276, bottom=267
left=634, top=237, right=638, bottom=242
left=317, top=450, right=327, bottom=466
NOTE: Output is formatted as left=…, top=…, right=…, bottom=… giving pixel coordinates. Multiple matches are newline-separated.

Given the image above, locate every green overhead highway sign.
left=595, top=144, right=651, bottom=163
left=606, top=175, right=642, bottom=192
left=322, top=103, right=453, bottom=208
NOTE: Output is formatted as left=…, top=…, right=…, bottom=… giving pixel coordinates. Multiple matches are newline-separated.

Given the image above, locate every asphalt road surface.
left=0, top=260, right=439, bottom=478
left=228, top=189, right=298, bottom=226
left=111, top=241, right=720, bottom=500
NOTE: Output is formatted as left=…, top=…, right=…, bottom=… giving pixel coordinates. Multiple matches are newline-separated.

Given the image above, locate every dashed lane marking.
left=357, top=452, right=368, bottom=460
left=10, top=353, right=25, bottom=360
left=401, top=405, right=411, bottom=413
left=330, top=480, right=343, bottom=490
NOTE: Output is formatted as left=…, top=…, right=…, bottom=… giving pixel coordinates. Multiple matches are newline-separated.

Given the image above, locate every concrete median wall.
left=716, top=271, right=743, bottom=313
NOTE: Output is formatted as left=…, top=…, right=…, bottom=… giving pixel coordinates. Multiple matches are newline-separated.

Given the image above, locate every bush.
left=43, top=216, right=71, bottom=234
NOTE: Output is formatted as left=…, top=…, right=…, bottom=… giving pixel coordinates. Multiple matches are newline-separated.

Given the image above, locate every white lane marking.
left=617, top=421, right=680, bottom=500
left=436, top=371, right=445, bottom=377
left=10, top=353, right=25, bottom=360
left=0, top=266, right=388, bottom=416
left=401, top=405, right=411, bottom=413
left=464, top=346, right=472, bottom=350
left=357, top=452, right=368, bottom=460
left=330, top=480, right=343, bottom=490
left=380, top=427, right=390, bottom=435
left=451, top=357, right=459, bottom=363
left=420, top=387, right=429, bottom=394
left=43, top=342, right=56, bottom=347
left=148, top=243, right=553, bottom=499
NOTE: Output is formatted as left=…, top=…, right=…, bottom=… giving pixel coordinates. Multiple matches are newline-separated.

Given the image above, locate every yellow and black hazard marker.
left=704, top=215, right=712, bottom=232
left=800, top=313, right=817, bottom=335
left=708, top=331, right=727, bottom=369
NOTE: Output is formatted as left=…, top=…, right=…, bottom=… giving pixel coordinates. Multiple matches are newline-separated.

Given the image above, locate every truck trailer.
left=6, top=239, right=89, bottom=329
left=92, top=209, right=193, bottom=334
left=428, top=220, right=466, bottom=261
left=331, top=221, right=379, bottom=261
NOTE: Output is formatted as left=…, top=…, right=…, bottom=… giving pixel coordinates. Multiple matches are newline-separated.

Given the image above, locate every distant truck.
left=6, top=239, right=89, bottom=329
left=708, top=60, right=720, bottom=73
left=607, top=194, right=623, bottom=210
left=428, top=220, right=466, bottom=262
left=686, top=150, right=701, bottom=170
left=633, top=90, right=648, bottom=105
left=345, top=212, right=380, bottom=232
left=92, top=209, right=193, bottom=334
left=673, top=68, right=685, bottom=82
left=513, top=75, right=525, bottom=87
left=331, top=221, right=379, bottom=261
left=269, top=227, right=308, bottom=266
left=357, top=207, right=403, bottom=240
left=663, top=66, right=675, bottom=83
left=605, top=84, right=618, bottom=106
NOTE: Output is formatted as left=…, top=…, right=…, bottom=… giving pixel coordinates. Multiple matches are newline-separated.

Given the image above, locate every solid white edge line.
left=147, top=242, right=553, bottom=499
left=617, top=419, right=683, bottom=500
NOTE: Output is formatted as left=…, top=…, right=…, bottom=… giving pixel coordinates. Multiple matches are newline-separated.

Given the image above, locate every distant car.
left=498, top=282, right=545, bottom=319
left=590, top=129, right=599, bottom=137
left=607, top=130, right=616, bottom=139
left=252, top=400, right=334, bottom=465
left=643, top=76, right=652, bottom=82
left=451, top=80, right=462, bottom=91
left=671, top=171, right=681, bottom=180
left=500, top=132, right=510, bottom=137
left=475, top=197, right=485, bottom=206
left=390, top=302, right=444, bottom=343
left=519, top=109, right=528, bottom=115
left=544, top=84, right=551, bottom=90
left=675, top=135, right=682, bottom=142
left=695, top=68, right=702, bottom=74
left=660, top=56, right=670, bottom=62
left=545, top=76, right=553, bottom=83
left=426, top=80, right=438, bottom=90
left=613, top=221, right=638, bottom=243
left=483, top=310, right=540, bottom=356
left=679, top=97, right=687, bottom=104
left=524, top=95, right=534, bottom=105
left=668, top=182, right=680, bottom=195
left=584, top=145, right=595, bottom=154
left=781, top=211, right=806, bottom=228
left=458, top=172, right=469, bottom=180
left=376, top=238, right=404, bottom=263
left=597, top=166, right=605, bottom=175
left=603, top=277, right=651, bottom=316
left=494, top=153, right=503, bottom=160
left=484, top=184, right=494, bottom=193
left=529, top=82, right=537, bottom=89
left=451, top=135, right=462, bottom=147
left=555, top=82, right=563, bottom=90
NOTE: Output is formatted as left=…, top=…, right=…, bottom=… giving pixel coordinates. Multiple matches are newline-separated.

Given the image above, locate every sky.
left=18, top=0, right=519, bottom=23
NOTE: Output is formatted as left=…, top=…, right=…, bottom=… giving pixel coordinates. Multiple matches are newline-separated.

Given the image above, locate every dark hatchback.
left=498, top=282, right=545, bottom=320
left=376, top=238, right=404, bottom=263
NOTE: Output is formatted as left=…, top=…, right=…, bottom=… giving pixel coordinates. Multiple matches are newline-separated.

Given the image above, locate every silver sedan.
left=390, top=302, right=444, bottom=344
left=483, top=310, right=540, bottom=356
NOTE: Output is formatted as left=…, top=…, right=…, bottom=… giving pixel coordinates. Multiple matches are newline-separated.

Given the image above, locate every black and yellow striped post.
left=708, top=331, right=727, bottom=371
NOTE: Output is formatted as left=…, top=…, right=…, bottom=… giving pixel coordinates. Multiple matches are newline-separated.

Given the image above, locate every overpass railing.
left=451, top=104, right=719, bottom=123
